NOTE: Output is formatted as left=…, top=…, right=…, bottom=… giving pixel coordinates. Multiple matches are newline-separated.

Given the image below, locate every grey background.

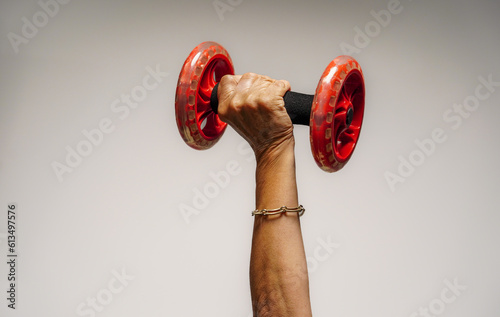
left=1, top=0, right=499, bottom=316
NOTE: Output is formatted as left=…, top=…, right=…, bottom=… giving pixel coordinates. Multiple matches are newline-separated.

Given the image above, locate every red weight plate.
left=175, top=41, right=234, bottom=150
left=309, top=56, right=365, bottom=172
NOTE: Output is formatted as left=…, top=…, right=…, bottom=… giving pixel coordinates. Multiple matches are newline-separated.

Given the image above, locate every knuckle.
left=219, top=74, right=232, bottom=84
left=218, top=75, right=233, bottom=90
left=231, top=95, right=245, bottom=110
left=242, top=72, right=258, bottom=80
left=279, top=79, right=291, bottom=90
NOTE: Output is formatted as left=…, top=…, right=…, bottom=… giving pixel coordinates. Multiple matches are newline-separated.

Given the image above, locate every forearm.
left=250, top=139, right=312, bottom=317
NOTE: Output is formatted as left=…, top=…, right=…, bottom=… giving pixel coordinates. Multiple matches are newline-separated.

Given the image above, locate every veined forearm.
left=250, top=218, right=311, bottom=316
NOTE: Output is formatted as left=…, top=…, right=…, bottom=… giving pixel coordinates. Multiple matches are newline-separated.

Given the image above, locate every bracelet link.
left=252, top=205, right=305, bottom=217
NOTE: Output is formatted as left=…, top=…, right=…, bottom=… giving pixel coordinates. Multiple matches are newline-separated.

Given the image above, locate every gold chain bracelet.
left=252, top=205, right=305, bottom=217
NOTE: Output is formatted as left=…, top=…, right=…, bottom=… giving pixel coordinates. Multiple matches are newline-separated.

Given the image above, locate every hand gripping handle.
left=210, top=83, right=313, bottom=126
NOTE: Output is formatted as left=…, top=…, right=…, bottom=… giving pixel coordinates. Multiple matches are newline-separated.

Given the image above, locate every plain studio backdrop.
left=1, top=0, right=499, bottom=316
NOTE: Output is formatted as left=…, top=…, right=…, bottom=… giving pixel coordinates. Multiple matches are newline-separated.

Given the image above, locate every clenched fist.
left=216, top=72, right=293, bottom=159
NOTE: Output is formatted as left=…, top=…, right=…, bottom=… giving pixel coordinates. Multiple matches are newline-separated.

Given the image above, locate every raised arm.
left=218, top=73, right=312, bottom=317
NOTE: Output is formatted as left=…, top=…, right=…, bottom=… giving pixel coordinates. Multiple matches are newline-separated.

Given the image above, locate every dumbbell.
left=175, top=41, right=365, bottom=172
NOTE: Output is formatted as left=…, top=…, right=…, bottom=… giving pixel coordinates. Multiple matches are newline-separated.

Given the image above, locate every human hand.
left=217, top=73, right=293, bottom=159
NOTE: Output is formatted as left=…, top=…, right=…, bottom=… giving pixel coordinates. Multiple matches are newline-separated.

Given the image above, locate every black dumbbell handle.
left=210, top=83, right=313, bottom=126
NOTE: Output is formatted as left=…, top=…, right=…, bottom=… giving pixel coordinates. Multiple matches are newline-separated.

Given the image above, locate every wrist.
left=255, top=137, right=297, bottom=210
left=255, top=136, right=295, bottom=167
